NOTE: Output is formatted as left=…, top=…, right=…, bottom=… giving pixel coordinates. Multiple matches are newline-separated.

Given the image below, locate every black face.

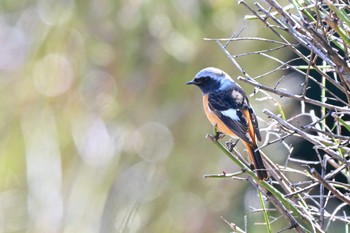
left=186, top=76, right=211, bottom=86
left=186, top=75, right=221, bottom=94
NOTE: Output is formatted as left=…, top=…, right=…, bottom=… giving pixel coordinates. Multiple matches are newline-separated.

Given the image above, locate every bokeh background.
left=0, top=0, right=295, bottom=232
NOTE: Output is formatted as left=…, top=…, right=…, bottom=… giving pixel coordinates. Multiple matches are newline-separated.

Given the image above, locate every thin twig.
left=240, top=77, right=350, bottom=112
left=263, top=109, right=350, bottom=165
left=311, top=168, right=350, bottom=205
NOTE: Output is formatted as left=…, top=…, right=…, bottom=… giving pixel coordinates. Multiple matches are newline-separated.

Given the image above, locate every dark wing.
left=231, top=87, right=261, bottom=142
left=208, top=91, right=252, bottom=144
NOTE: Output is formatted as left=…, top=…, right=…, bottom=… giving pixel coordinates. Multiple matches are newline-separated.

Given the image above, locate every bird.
left=186, top=67, right=268, bottom=180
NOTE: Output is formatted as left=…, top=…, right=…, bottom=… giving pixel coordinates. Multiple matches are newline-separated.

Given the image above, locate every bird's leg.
left=214, top=131, right=225, bottom=141
left=213, top=124, right=225, bottom=141
left=213, top=123, right=225, bottom=140
left=225, top=139, right=239, bottom=152
left=206, top=124, right=225, bottom=142
left=207, top=132, right=224, bottom=142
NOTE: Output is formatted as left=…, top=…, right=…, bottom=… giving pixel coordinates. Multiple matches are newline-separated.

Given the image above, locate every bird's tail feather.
left=243, top=142, right=268, bottom=180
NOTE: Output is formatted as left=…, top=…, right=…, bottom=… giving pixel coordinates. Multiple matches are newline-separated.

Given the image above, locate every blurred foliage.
left=0, top=0, right=291, bottom=233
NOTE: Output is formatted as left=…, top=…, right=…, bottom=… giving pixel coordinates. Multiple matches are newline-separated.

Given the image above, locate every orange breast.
left=203, top=94, right=238, bottom=139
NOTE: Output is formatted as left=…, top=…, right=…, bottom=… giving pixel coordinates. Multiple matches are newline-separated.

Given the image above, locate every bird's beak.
left=186, top=80, right=196, bottom=85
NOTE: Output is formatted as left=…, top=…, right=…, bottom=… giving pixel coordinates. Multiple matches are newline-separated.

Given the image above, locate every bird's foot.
left=206, top=132, right=224, bottom=142
left=225, top=139, right=239, bottom=152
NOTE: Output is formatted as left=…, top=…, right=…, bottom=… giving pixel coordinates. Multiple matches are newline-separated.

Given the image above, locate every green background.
left=0, top=0, right=294, bottom=232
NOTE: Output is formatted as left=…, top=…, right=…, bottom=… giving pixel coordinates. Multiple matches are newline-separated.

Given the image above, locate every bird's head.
left=186, top=67, right=233, bottom=94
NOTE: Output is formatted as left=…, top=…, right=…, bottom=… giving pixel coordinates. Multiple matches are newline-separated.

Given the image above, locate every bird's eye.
left=194, top=77, right=202, bottom=83
left=198, top=76, right=211, bottom=83
left=193, top=76, right=210, bottom=85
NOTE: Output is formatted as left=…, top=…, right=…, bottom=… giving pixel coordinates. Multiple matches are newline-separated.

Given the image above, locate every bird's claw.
left=225, top=139, right=239, bottom=152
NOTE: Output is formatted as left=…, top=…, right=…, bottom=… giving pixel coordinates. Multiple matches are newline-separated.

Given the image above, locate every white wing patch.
left=221, top=109, right=240, bottom=121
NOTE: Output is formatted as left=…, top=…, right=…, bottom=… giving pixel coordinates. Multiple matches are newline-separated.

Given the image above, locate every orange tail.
left=243, top=142, right=268, bottom=180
